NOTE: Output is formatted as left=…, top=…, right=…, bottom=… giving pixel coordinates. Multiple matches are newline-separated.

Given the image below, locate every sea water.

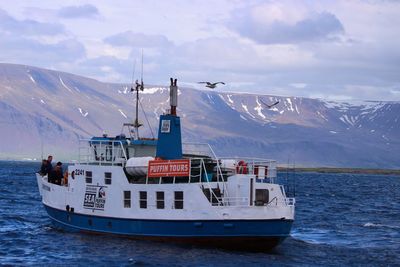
left=0, top=161, right=399, bottom=266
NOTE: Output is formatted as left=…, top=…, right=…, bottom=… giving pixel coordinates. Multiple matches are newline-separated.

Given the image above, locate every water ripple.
left=0, top=161, right=399, bottom=266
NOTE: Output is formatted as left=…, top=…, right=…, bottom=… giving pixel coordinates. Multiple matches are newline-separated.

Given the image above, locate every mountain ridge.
left=0, top=63, right=399, bottom=168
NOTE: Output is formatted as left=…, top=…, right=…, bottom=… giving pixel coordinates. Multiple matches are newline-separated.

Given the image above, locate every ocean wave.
left=291, top=228, right=337, bottom=245
left=363, top=222, right=400, bottom=229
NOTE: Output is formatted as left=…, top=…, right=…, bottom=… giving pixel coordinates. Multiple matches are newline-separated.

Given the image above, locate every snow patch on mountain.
left=78, top=108, right=88, bottom=117
left=227, top=94, right=234, bottom=104
left=241, top=103, right=255, bottom=119
left=118, top=109, right=128, bottom=118
left=59, top=77, right=73, bottom=93
left=254, top=97, right=266, bottom=119
left=219, top=94, right=236, bottom=110
left=118, top=86, right=129, bottom=94
left=286, top=98, right=294, bottom=112
left=340, top=115, right=356, bottom=126
left=317, top=111, right=328, bottom=121
left=294, top=100, right=300, bottom=114
left=142, top=87, right=166, bottom=94
left=28, top=74, right=36, bottom=84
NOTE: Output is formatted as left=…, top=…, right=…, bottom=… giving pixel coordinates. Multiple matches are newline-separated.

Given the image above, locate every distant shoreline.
left=278, top=167, right=400, bottom=176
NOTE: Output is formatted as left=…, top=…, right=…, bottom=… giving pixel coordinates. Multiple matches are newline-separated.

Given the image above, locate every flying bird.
left=198, top=81, right=225, bottom=89
left=260, top=99, right=280, bottom=109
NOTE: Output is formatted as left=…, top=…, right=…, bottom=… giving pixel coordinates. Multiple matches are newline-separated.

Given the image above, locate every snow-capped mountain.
left=0, top=63, right=399, bottom=168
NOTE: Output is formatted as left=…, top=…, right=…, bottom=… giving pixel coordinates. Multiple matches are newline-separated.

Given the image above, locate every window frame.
left=139, top=191, right=147, bottom=209
left=123, top=190, right=131, bottom=208
left=156, top=191, right=165, bottom=209
left=85, top=171, right=92, bottom=183
left=174, top=191, right=184, bottom=209
left=255, top=189, right=269, bottom=206
left=105, top=172, right=112, bottom=185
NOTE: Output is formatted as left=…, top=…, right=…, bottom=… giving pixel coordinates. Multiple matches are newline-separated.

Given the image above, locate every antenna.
left=141, top=49, right=144, bottom=90
left=131, top=60, right=136, bottom=88
left=132, top=50, right=144, bottom=139
left=126, top=60, right=137, bottom=139
left=40, top=135, right=44, bottom=160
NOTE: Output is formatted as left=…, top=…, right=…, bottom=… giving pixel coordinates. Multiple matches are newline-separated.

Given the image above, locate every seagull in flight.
left=260, top=99, right=280, bottom=109
left=198, top=81, right=225, bottom=89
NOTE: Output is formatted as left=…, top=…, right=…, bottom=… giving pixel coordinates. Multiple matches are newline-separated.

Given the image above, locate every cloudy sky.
left=1, top=0, right=399, bottom=101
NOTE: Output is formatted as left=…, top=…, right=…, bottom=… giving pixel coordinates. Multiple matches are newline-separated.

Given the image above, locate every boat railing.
left=214, top=196, right=294, bottom=207
left=218, top=157, right=277, bottom=181
left=219, top=197, right=249, bottom=207
left=78, top=139, right=128, bottom=166
left=182, top=142, right=217, bottom=159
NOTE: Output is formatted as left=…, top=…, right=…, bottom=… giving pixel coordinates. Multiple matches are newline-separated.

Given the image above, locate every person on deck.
left=40, top=155, right=53, bottom=177
left=49, top=162, right=63, bottom=185
left=45, top=155, right=53, bottom=175
left=39, top=159, right=48, bottom=176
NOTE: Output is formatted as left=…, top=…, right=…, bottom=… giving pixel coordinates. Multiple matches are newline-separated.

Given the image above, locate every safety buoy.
left=236, top=160, right=248, bottom=174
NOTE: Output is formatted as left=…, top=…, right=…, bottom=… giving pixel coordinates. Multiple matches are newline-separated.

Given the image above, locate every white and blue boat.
left=36, top=78, right=295, bottom=251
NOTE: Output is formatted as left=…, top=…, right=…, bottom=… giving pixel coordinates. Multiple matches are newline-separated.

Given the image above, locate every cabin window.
left=174, top=191, right=184, bottom=209
left=139, top=191, right=147, bottom=209
left=156, top=192, right=165, bottom=209
left=124, top=191, right=131, bottom=208
left=255, top=189, right=269, bottom=206
left=85, top=171, right=92, bottom=183
left=105, top=172, right=112, bottom=185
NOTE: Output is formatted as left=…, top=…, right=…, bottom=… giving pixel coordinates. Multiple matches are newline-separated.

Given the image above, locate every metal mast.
left=130, top=52, right=144, bottom=140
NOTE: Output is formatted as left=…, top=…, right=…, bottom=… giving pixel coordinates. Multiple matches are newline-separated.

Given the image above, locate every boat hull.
left=45, top=205, right=293, bottom=251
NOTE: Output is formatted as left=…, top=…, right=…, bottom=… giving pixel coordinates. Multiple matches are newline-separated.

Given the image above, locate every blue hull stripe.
left=44, top=205, right=293, bottom=238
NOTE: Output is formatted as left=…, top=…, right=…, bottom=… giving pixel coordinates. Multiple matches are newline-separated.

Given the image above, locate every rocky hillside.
left=0, top=63, right=399, bottom=168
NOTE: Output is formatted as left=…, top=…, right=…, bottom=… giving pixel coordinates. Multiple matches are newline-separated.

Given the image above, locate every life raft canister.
left=236, top=160, right=248, bottom=174
left=255, top=165, right=269, bottom=178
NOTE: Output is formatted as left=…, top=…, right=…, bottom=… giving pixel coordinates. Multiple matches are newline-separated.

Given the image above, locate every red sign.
left=148, top=159, right=191, bottom=177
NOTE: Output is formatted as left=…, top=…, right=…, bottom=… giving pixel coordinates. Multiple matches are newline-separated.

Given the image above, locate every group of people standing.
left=39, top=155, right=65, bottom=185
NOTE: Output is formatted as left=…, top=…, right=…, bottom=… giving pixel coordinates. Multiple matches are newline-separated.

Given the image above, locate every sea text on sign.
left=83, top=185, right=107, bottom=210
left=148, top=159, right=190, bottom=177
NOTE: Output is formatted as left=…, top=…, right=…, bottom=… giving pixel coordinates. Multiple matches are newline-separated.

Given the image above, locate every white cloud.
left=228, top=3, right=344, bottom=44
left=57, top=4, right=99, bottom=19
left=0, top=8, right=64, bottom=36
left=0, top=1, right=399, bottom=101
left=104, top=31, right=173, bottom=48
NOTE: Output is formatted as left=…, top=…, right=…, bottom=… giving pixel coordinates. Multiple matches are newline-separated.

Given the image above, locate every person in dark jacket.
left=43, top=155, right=53, bottom=176
left=39, top=159, right=48, bottom=175
left=40, top=155, right=53, bottom=178
left=49, top=162, right=63, bottom=185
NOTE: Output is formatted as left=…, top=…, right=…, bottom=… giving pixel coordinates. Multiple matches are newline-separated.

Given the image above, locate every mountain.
left=0, top=63, right=399, bottom=168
